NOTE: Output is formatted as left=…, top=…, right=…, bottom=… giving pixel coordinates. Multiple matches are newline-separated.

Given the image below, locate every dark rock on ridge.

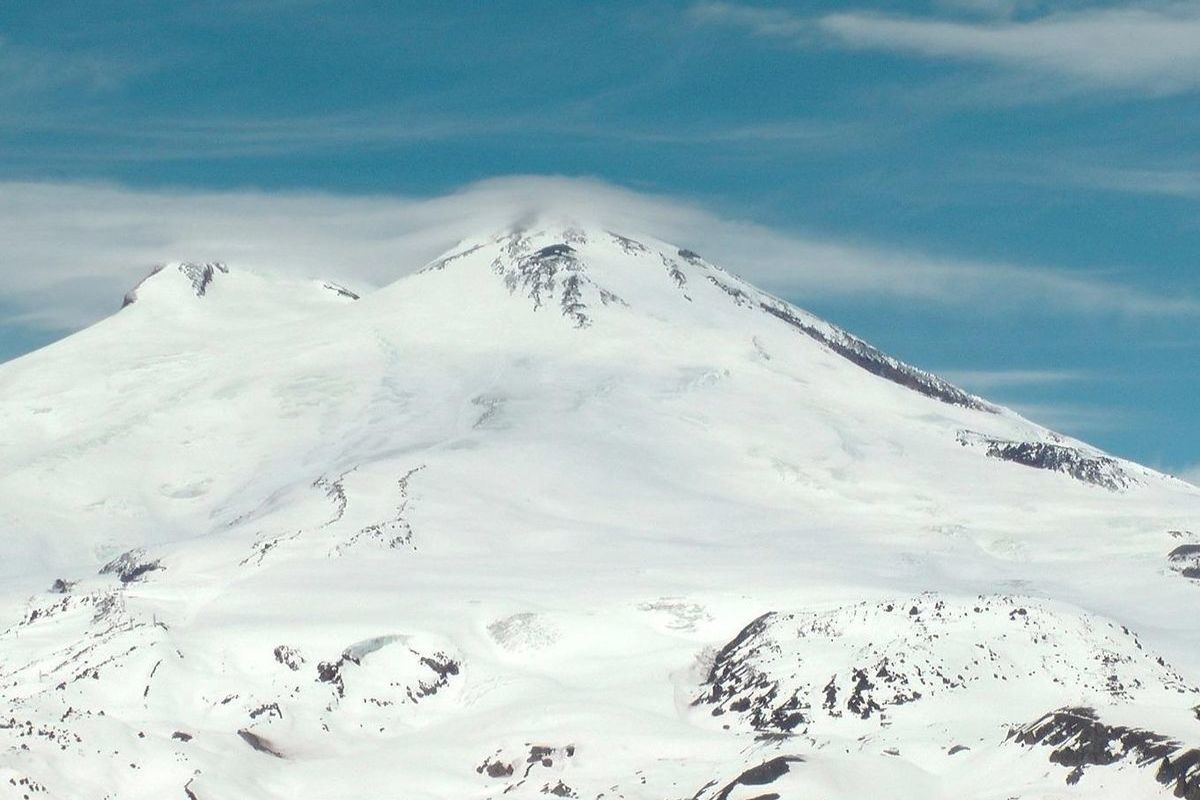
left=99, top=550, right=163, bottom=584
left=759, top=300, right=994, bottom=412
left=958, top=430, right=1134, bottom=491
left=1009, top=707, right=1200, bottom=799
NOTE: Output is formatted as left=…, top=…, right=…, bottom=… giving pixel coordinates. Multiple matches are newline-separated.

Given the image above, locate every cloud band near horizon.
left=0, top=175, right=1194, bottom=335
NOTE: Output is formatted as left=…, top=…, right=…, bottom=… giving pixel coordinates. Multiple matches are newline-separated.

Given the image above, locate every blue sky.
left=1, top=0, right=1198, bottom=476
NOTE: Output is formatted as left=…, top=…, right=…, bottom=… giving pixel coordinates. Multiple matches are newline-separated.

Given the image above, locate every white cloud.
left=1177, top=464, right=1200, bottom=486
left=0, top=175, right=1195, bottom=332
left=932, top=0, right=1037, bottom=19
left=1004, top=401, right=1122, bottom=434
left=939, top=369, right=1093, bottom=390
left=1067, top=166, right=1200, bottom=198
left=692, top=1, right=1200, bottom=94
left=0, top=36, right=129, bottom=97
left=0, top=109, right=865, bottom=163
left=688, top=1, right=810, bottom=37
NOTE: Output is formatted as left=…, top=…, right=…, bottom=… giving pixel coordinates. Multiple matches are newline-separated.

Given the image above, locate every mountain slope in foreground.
left=0, top=222, right=1198, bottom=800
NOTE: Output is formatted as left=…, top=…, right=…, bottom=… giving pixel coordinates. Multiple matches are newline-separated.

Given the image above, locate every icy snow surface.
left=0, top=223, right=1197, bottom=799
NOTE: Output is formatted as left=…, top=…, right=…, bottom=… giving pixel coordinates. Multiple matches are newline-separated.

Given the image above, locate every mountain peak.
left=121, top=261, right=229, bottom=308
left=2, top=216, right=1198, bottom=800
left=417, top=225, right=996, bottom=414
left=114, top=259, right=359, bottom=334
left=177, top=261, right=229, bottom=297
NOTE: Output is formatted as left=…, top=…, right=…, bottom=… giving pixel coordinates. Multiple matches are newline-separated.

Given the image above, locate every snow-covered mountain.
left=0, top=222, right=1197, bottom=799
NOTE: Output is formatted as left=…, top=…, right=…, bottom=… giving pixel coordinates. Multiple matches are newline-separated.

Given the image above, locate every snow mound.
left=695, top=593, right=1198, bottom=735
left=121, top=261, right=227, bottom=307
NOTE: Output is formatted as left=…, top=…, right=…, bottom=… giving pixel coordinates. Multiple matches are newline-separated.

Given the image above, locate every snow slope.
left=0, top=222, right=1197, bottom=799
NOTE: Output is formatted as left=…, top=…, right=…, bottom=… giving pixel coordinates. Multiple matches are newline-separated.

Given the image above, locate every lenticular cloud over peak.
left=0, top=175, right=1191, bottom=335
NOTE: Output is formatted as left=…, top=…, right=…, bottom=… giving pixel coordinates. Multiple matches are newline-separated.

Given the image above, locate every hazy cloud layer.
left=940, top=369, right=1094, bottom=390
left=1, top=175, right=1195, bottom=332
left=1004, top=401, right=1122, bottom=435
left=0, top=112, right=867, bottom=165
left=692, top=1, right=1200, bottom=94
left=1069, top=166, right=1200, bottom=198
left=1175, top=463, right=1200, bottom=486
left=0, top=35, right=130, bottom=97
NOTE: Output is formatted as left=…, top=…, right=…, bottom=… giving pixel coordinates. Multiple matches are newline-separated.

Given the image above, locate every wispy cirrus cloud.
left=0, top=112, right=520, bottom=161
left=690, top=1, right=1200, bottom=95
left=940, top=372, right=1115, bottom=438
left=0, top=36, right=132, bottom=96
left=939, top=369, right=1094, bottom=390
left=0, top=109, right=865, bottom=164
left=1005, top=401, right=1124, bottom=434
left=689, top=2, right=810, bottom=38
left=932, top=0, right=1039, bottom=18
left=1176, top=463, right=1200, bottom=486
left=1066, top=166, right=1200, bottom=198
left=0, top=176, right=1196, bottom=333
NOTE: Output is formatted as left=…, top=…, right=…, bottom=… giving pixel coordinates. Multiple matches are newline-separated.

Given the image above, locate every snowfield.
left=0, top=221, right=1197, bottom=799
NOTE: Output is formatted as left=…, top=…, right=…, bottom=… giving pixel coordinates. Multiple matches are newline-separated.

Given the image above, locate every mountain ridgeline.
left=0, top=221, right=1196, bottom=799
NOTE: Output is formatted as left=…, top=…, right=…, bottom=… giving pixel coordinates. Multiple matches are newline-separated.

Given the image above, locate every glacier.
left=0, top=221, right=1197, bottom=799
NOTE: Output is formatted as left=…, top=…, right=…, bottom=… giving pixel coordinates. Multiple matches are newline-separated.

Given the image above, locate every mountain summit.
left=0, top=222, right=1197, bottom=799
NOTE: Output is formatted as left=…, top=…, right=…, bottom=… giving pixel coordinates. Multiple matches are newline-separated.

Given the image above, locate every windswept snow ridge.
left=759, top=299, right=995, bottom=411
